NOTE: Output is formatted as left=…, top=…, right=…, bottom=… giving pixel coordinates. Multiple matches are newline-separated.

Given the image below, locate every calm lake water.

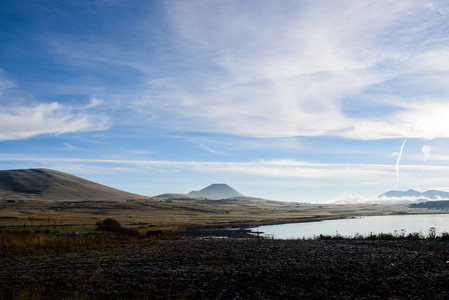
left=250, top=214, right=449, bottom=239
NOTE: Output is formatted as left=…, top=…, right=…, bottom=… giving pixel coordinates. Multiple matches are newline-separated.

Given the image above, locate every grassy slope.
left=0, top=168, right=152, bottom=201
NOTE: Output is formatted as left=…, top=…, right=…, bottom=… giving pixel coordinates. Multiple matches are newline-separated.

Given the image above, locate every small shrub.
left=96, top=218, right=122, bottom=232
left=317, top=234, right=333, bottom=240
left=406, top=232, right=422, bottom=240
left=428, top=227, right=437, bottom=239
left=439, top=232, right=449, bottom=241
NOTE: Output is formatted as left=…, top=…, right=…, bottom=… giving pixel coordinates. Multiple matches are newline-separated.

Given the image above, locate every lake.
left=250, top=214, right=449, bottom=239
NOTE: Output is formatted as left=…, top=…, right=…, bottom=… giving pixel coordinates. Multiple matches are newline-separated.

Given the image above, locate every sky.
left=2, top=0, right=449, bottom=203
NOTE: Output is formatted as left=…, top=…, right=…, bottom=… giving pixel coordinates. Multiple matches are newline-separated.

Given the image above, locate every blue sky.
left=2, top=0, right=449, bottom=203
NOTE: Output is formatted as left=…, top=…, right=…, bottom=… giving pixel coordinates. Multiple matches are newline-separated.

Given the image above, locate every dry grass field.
left=1, top=197, right=445, bottom=231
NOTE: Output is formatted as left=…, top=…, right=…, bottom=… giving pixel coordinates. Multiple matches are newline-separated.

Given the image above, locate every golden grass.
left=0, top=230, right=116, bottom=258
left=0, top=228, right=186, bottom=259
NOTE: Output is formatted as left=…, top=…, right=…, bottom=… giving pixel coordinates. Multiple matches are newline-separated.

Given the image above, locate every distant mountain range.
left=9, top=168, right=446, bottom=205
left=188, top=183, right=245, bottom=199
left=0, top=169, right=263, bottom=204
left=379, top=189, right=449, bottom=199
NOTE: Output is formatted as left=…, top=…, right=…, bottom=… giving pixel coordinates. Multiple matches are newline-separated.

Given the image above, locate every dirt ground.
left=1, top=238, right=449, bottom=299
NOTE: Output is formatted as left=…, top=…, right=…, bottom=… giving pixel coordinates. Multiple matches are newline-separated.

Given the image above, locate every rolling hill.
left=0, top=168, right=152, bottom=201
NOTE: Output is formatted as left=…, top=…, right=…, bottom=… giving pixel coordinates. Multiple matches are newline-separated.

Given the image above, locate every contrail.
left=395, top=139, right=407, bottom=187
left=394, top=112, right=428, bottom=188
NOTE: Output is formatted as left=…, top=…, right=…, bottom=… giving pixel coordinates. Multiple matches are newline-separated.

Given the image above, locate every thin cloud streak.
left=2, top=155, right=449, bottom=179
left=199, top=144, right=226, bottom=155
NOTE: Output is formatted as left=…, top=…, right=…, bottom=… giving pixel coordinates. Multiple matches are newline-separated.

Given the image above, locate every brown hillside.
left=0, top=168, right=152, bottom=201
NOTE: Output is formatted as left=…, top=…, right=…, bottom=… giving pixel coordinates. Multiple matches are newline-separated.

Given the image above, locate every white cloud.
left=0, top=102, right=110, bottom=141
left=129, top=150, right=153, bottom=155
left=0, top=69, right=110, bottom=141
left=136, top=0, right=449, bottom=140
left=0, top=76, right=15, bottom=96
left=422, top=145, right=433, bottom=162
left=327, top=193, right=430, bottom=204
left=63, top=142, right=79, bottom=151
left=80, top=96, right=105, bottom=109
left=199, top=144, right=226, bottom=155
left=345, top=100, right=449, bottom=140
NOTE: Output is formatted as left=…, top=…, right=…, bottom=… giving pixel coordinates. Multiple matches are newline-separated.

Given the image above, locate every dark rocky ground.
left=1, top=239, right=449, bottom=299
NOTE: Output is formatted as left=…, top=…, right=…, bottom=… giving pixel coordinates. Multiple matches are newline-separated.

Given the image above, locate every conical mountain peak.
left=188, top=183, right=244, bottom=199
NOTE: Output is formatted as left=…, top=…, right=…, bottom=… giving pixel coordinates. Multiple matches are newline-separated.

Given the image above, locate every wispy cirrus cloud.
left=3, top=1, right=449, bottom=142
left=0, top=67, right=110, bottom=141
left=133, top=0, right=449, bottom=140
left=0, top=73, right=15, bottom=96
left=0, top=102, right=109, bottom=141
left=199, top=144, right=226, bottom=155
left=10, top=1, right=449, bottom=142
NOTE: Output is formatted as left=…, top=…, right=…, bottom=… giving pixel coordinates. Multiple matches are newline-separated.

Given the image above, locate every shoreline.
left=181, top=211, right=449, bottom=239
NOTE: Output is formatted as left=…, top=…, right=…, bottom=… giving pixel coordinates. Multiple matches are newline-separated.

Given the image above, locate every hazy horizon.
left=2, top=1, right=449, bottom=203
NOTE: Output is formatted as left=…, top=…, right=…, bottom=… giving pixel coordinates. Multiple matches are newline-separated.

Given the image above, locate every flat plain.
left=1, top=196, right=445, bottom=231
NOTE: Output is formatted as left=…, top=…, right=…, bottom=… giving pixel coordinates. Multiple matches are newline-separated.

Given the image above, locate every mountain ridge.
left=379, top=189, right=449, bottom=199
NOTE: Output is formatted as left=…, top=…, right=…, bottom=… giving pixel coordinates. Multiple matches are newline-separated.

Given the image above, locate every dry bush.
left=95, top=218, right=121, bottom=232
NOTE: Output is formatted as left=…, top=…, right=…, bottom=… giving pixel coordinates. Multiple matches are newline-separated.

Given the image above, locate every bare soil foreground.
left=2, top=238, right=449, bottom=299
